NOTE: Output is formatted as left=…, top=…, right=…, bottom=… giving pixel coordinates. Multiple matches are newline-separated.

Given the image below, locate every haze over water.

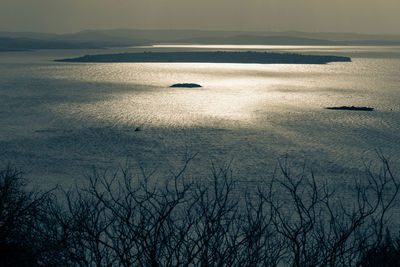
left=0, top=45, right=399, bottom=188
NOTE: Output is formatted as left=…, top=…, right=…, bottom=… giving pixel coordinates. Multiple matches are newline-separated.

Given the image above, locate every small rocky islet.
left=170, top=83, right=202, bottom=88
left=325, top=106, right=374, bottom=111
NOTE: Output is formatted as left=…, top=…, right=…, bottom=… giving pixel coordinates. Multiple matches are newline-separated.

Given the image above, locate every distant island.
left=325, top=106, right=374, bottom=111
left=55, top=51, right=351, bottom=64
left=170, top=83, right=202, bottom=88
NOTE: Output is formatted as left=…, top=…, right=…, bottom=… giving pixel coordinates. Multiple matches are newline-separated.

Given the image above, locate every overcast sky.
left=1, top=0, right=399, bottom=35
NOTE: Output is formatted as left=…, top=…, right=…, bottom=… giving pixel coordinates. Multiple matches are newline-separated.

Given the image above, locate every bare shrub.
left=0, top=166, right=60, bottom=266
left=257, top=153, right=400, bottom=266
left=1, top=153, right=399, bottom=266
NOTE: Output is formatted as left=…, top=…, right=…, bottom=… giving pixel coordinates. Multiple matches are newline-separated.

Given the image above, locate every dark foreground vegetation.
left=55, top=51, right=351, bottom=64
left=1, top=154, right=399, bottom=266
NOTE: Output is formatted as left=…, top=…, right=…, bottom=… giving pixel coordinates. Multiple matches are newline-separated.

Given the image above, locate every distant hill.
left=51, top=30, right=151, bottom=47
left=0, top=31, right=59, bottom=40
left=272, top=31, right=400, bottom=42
left=172, top=35, right=342, bottom=45
left=0, top=37, right=103, bottom=51
left=0, top=30, right=151, bottom=51
left=69, top=29, right=400, bottom=43
left=1, top=29, right=400, bottom=51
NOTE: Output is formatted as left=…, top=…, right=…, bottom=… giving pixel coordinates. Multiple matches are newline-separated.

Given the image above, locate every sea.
left=0, top=45, right=399, bottom=190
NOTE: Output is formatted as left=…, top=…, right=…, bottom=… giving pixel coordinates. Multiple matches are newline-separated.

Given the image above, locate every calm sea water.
left=0, top=45, right=399, bottom=188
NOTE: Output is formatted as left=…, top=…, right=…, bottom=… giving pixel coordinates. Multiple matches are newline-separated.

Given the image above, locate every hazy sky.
left=1, top=0, right=400, bottom=35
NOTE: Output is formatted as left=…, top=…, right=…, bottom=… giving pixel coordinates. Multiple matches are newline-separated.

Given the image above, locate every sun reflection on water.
left=53, top=62, right=307, bottom=128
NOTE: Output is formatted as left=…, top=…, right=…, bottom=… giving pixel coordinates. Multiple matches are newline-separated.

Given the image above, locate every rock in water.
left=170, top=83, right=202, bottom=88
left=325, top=106, right=374, bottom=111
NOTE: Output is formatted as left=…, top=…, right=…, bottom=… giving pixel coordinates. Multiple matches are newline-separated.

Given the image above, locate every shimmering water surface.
left=0, top=45, right=399, bottom=187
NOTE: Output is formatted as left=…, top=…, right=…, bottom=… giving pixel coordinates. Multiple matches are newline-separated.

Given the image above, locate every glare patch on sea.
left=50, top=62, right=303, bottom=129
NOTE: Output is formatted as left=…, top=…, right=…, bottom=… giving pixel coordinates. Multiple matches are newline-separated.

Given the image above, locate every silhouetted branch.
left=0, top=153, right=398, bottom=266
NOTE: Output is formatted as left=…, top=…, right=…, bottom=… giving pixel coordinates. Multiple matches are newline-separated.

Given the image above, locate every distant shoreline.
left=0, top=48, right=33, bottom=52
left=55, top=51, right=351, bottom=64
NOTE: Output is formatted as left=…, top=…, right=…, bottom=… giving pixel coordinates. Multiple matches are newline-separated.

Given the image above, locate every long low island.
left=55, top=51, right=351, bottom=64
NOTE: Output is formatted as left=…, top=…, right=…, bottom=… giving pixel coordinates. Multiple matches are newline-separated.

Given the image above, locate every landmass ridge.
left=55, top=51, right=351, bottom=64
